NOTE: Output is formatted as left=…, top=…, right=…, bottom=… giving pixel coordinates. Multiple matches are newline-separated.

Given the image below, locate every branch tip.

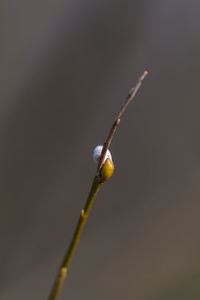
left=97, top=70, right=148, bottom=172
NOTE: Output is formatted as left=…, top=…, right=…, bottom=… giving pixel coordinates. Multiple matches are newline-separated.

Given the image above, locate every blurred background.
left=1, top=0, right=200, bottom=299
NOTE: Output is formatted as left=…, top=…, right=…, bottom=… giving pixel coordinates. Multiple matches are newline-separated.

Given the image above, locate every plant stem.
left=47, top=71, right=148, bottom=300
left=48, top=175, right=103, bottom=300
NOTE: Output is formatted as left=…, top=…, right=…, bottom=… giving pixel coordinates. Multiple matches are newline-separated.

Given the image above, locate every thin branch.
left=97, top=70, right=148, bottom=172
left=48, top=177, right=103, bottom=300
left=47, top=70, right=148, bottom=300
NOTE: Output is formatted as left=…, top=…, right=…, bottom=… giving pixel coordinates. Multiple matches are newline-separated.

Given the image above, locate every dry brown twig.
left=97, top=70, right=148, bottom=172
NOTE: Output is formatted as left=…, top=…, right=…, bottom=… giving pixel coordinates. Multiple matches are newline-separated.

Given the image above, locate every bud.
left=93, top=145, right=112, bottom=165
left=100, top=158, right=114, bottom=182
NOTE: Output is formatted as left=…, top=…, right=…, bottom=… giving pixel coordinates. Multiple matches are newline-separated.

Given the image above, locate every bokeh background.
left=2, top=1, right=200, bottom=299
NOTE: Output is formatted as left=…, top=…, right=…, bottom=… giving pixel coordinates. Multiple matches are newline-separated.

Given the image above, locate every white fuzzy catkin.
left=93, top=145, right=112, bottom=165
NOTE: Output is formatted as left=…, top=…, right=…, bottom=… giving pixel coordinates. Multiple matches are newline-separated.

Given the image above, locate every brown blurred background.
left=1, top=0, right=200, bottom=299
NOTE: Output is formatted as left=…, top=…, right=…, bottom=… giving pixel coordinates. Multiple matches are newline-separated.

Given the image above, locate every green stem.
left=48, top=175, right=103, bottom=300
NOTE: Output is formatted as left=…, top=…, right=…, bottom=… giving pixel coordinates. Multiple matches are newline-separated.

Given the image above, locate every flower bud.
left=93, top=145, right=112, bottom=165
left=100, top=158, right=114, bottom=182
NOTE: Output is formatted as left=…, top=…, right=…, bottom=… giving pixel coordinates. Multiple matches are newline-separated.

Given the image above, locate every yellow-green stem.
left=48, top=175, right=103, bottom=300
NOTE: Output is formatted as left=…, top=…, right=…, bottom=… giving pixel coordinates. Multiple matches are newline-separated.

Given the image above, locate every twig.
left=47, top=70, right=148, bottom=300
left=48, top=177, right=102, bottom=300
left=97, top=70, right=148, bottom=172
